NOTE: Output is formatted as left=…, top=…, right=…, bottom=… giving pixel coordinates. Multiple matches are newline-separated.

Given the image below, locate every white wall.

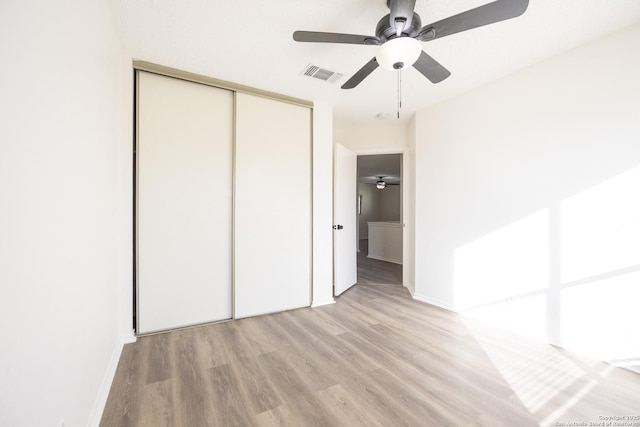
left=405, top=117, right=416, bottom=294
left=0, top=0, right=126, bottom=426
left=413, top=24, right=640, bottom=362
left=116, top=41, right=135, bottom=345
left=336, top=121, right=409, bottom=153
left=358, top=183, right=381, bottom=239
left=379, top=185, right=401, bottom=221
left=312, top=103, right=335, bottom=307
left=358, top=183, right=401, bottom=239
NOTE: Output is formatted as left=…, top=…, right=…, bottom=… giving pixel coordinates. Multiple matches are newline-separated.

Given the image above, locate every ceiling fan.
left=375, top=176, right=400, bottom=189
left=293, top=0, right=529, bottom=89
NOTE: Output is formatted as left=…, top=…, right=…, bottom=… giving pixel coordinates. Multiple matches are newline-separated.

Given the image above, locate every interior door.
left=136, top=71, right=233, bottom=334
left=334, top=143, right=357, bottom=295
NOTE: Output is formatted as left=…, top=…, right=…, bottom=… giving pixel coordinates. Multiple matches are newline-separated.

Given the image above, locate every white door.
left=234, top=93, right=312, bottom=318
left=136, top=71, right=233, bottom=334
left=334, top=144, right=357, bottom=295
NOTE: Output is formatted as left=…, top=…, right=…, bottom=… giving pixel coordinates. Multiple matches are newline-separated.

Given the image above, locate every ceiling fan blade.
left=293, top=31, right=380, bottom=45
left=413, top=51, right=451, bottom=83
left=416, top=0, right=529, bottom=41
left=341, top=57, right=379, bottom=89
left=389, top=0, right=417, bottom=34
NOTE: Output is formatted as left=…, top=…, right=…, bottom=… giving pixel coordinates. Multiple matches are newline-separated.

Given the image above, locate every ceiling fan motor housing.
left=376, top=13, right=422, bottom=42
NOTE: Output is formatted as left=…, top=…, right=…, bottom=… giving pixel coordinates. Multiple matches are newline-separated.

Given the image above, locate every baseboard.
left=121, top=333, right=137, bottom=344
left=87, top=333, right=136, bottom=427
left=403, top=281, right=415, bottom=296
left=311, top=298, right=336, bottom=308
left=367, top=254, right=402, bottom=264
left=412, top=293, right=456, bottom=312
left=607, top=358, right=640, bottom=375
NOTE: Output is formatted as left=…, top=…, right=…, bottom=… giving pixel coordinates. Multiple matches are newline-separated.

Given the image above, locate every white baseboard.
left=311, top=298, right=336, bottom=308
left=87, top=333, right=137, bottom=427
left=403, top=281, right=415, bottom=296
left=609, top=358, right=640, bottom=375
left=367, top=254, right=402, bottom=264
left=121, top=333, right=137, bottom=344
left=412, top=293, right=456, bottom=312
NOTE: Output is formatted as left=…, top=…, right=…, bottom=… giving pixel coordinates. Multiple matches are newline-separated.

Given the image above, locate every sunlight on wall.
left=462, top=294, right=548, bottom=343
left=560, top=166, right=640, bottom=360
left=561, top=270, right=640, bottom=361
left=454, top=209, right=549, bottom=341
left=454, top=166, right=640, bottom=362
left=454, top=209, right=549, bottom=307
left=561, top=166, right=640, bottom=283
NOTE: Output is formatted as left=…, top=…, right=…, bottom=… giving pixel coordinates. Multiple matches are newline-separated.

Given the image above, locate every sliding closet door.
left=234, top=93, right=312, bottom=318
left=137, top=71, right=233, bottom=334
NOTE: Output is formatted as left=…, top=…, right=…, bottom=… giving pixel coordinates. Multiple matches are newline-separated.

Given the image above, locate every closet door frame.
left=133, top=61, right=313, bottom=334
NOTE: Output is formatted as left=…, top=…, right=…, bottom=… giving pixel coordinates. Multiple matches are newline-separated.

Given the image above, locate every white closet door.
left=137, top=71, right=233, bottom=334
left=234, top=93, right=311, bottom=318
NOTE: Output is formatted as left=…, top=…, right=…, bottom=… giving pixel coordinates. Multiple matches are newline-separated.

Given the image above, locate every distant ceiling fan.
left=293, top=0, right=529, bottom=89
left=375, top=176, right=400, bottom=189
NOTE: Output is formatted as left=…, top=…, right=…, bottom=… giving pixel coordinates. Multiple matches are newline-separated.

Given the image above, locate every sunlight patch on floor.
left=462, top=320, right=615, bottom=424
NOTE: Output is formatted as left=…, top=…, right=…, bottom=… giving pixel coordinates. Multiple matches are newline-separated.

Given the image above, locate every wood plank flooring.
left=102, top=271, right=640, bottom=426
left=357, top=239, right=402, bottom=286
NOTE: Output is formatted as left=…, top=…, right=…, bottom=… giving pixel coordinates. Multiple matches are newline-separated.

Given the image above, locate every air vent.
left=300, top=64, right=343, bottom=84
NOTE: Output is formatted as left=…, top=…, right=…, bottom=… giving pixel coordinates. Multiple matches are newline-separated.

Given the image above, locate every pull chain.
left=396, top=71, right=402, bottom=119
left=397, top=70, right=401, bottom=119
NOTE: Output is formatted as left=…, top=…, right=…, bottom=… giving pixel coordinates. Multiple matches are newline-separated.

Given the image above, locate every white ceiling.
left=110, top=0, right=640, bottom=127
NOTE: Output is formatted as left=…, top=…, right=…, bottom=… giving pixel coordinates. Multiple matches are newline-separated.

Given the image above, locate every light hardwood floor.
left=357, top=239, right=402, bottom=286
left=102, top=265, right=640, bottom=426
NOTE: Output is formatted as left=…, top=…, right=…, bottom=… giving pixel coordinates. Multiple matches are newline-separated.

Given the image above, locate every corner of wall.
left=87, top=335, right=133, bottom=427
left=412, top=293, right=456, bottom=312
left=312, top=103, right=335, bottom=309
left=311, top=298, right=336, bottom=308
left=403, top=281, right=415, bottom=296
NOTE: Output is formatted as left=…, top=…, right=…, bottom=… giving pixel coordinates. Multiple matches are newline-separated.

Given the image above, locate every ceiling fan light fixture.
left=376, top=37, right=421, bottom=71
left=376, top=179, right=386, bottom=189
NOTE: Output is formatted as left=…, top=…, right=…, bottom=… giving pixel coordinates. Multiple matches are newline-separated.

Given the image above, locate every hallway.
left=357, top=239, right=402, bottom=286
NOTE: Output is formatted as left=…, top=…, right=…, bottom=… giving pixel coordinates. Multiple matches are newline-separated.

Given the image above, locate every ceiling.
left=110, top=0, right=640, bottom=127
left=358, top=154, right=402, bottom=185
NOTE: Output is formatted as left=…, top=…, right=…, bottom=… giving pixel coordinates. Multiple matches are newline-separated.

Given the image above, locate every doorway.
left=356, top=154, right=403, bottom=286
